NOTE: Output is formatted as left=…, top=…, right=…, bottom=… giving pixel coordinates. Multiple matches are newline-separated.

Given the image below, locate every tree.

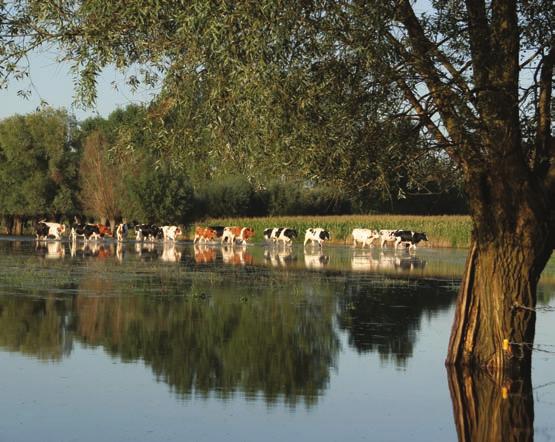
left=78, top=129, right=122, bottom=225
left=0, top=108, right=79, bottom=233
left=1, top=1, right=553, bottom=372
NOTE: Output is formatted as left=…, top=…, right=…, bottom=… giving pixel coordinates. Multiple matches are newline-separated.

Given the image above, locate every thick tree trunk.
left=447, top=168, right=552, bottom=372
left=447, top=365, right=533, bottom=441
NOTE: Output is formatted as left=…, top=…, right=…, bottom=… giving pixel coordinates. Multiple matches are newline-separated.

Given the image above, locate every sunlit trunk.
left=12, top=215, right=24, bottom=236
left=447, top=164, right=552, bottom=372
left=447, top=365, right=533, bottom=441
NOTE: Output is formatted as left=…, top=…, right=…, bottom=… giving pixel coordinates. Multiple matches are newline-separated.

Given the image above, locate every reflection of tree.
left=0, top=295, right=73, bottom=360
left=74, top=278, right=338, bottom=407
left=336, top=278, right=456, bottom=366
left=447, top=366, right=533, bottom=441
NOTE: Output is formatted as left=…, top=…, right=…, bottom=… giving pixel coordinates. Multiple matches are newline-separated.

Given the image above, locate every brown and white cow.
left=193, top=226, right=218, bottom=244
left=221, top=226, right=255, bottom=245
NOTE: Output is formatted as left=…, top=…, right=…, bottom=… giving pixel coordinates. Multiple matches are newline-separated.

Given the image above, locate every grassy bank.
left=187, top=215, right=473, bottom=248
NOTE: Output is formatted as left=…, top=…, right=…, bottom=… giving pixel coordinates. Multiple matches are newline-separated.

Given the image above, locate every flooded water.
left=0, top=237, right=554, bottom=441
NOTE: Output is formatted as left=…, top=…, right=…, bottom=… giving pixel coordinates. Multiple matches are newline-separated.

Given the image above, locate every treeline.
left=0, top=106, right=467, bottom=234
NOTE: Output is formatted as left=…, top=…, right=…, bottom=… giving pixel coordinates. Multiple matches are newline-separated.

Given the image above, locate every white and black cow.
left=304, top=228, right=330, bottom=248
left=34, top=222, right=50, bottom=240
left=379, top=229, right=401, bottom=248
left=352, top=228, right=380, bottom=248
left=135, top=224, right=163, bottom=242
left=263, top=227, right=298, bottom=245
left=161, top=225, right=182, bottom=242
left=392, top=230, right=428, bottom=250
left=71, top=223, right=102, bottom=242
left=36, top=221, right=66, bottom=240
left=116, top=223, right=129, bottom=242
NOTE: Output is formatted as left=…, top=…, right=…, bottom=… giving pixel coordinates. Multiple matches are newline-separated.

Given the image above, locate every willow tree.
left=0, top=1, right=553, bottom=371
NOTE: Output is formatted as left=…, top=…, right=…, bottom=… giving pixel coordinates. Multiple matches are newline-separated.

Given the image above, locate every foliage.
left=124, top=163, right=195, bottom=224
left=0, top=108, right=79, bottom=219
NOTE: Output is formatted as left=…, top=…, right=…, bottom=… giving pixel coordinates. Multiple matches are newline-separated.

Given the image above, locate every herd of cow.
left=33, top=220, right=428, bottom=250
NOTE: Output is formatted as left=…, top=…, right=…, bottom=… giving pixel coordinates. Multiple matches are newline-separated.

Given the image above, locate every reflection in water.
left=221, top=245, right=254, bottom=266
left=194, top=244, right=216, bottom=264
left=304, top=252, right=330, bottom=269
left=75, top=288, right=337, bottom=406
left=337, top=279, right=455, bottom=365
left=70, top=241, right=113, bottom=259
left=36, top=240, right=66, bottom=259
left=160, top=243, right=182, bottom=263
left=1, top=239, right=554, bottom=416
left=135, top=242, right=158, bottom=261
left=351, top=250, right=426, bottom=273
left=264, top=248, right=297, bottom=267
left=0, top=295, right=73, bottom=360
left=447, top=366, right=534, bottom=441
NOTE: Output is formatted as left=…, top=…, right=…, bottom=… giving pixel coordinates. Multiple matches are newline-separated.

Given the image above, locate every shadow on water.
left=447, top=365, right=534, bottom=442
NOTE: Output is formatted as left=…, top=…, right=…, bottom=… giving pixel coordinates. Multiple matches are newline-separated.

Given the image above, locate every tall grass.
left=186, top=215, right=472, bottom=248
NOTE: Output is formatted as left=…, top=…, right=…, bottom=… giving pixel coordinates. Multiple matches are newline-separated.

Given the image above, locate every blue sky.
left=0, top=50, right=154, bottom=121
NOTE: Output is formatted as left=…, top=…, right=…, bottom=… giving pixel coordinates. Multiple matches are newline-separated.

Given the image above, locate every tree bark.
left=447, top=165, right=552, bottom=372
left=12, top=215, right=24, bottom=236
left=447, top=365, right=533, bottom=441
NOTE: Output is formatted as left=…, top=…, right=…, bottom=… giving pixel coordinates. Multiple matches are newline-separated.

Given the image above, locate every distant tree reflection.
left=0, top=295, right=73, bottom=360
left=73, top=278, right=339, bottom=408
left=336, top=277, right=457, bottom=365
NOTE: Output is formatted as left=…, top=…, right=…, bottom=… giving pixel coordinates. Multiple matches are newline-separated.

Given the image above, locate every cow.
left=71, top=223, right=102, bottom=242
left=392, top=230, right=428, bottom=250
left=209, top=226, right=226, bottom=239
left=221, top=226, right=255, bottom=245
left=304, top=228, right=330, bottom=248
left=116, top=223, right=129, bottom=242
left=161, top=225, right=182, bottom=242
left=352, top=228, right=380, bottom=248
left=135, top=224, right=163, bottom=242
left=263, top=227, right=298, bottom=245
left=193, top=226, right=218, bottom=244
left=96, top=224, right=113, bottom=238
left=34, top=222, right=50, bottom=240
left=379, top=229, right=403, bottom=248
left=36, top=221, right=66, bottom=240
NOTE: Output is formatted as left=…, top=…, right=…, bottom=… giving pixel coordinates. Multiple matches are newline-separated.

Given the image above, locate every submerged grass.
left=187, top=215, right=472, bottom=248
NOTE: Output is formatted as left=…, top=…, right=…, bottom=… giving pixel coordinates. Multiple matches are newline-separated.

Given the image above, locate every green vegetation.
left=191, top=215, right=473, bottom=249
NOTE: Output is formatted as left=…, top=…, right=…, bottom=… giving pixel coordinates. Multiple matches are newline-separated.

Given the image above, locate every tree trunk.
left=447, top=167, right=552, bottom=372
left=447, top=365, right=533, bottom=441
left=12, top=215, right=24, bottom=236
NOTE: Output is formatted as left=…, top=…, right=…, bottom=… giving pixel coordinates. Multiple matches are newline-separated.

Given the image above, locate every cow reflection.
left=160, top=243, right=182, bottom=263
left=135, top=242, right=158, bottom=261
left=36, top=240, right=66, bottom=259
left=115, top=242, right=125, bottom=262
left=264, top=248, right=296, bottom=268
left=194, top=244, right=216, bottom=264
left=221, top=245, right=254, bottom=266
left=351, top=251, right=426, bottom=273
left=304, top=251, right=330, bottom=270
left=70, top=241, right=113, bottom=259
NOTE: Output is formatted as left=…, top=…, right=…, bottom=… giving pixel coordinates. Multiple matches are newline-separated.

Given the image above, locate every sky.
left=0, top=50, right=155, bottom=121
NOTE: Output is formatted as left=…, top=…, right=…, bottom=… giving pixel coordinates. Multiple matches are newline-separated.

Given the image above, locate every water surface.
left=0, top=238, right=554, bottom=441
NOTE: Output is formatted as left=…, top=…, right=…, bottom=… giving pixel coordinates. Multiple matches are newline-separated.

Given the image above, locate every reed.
left=187, top=214, right=473, bottom=248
